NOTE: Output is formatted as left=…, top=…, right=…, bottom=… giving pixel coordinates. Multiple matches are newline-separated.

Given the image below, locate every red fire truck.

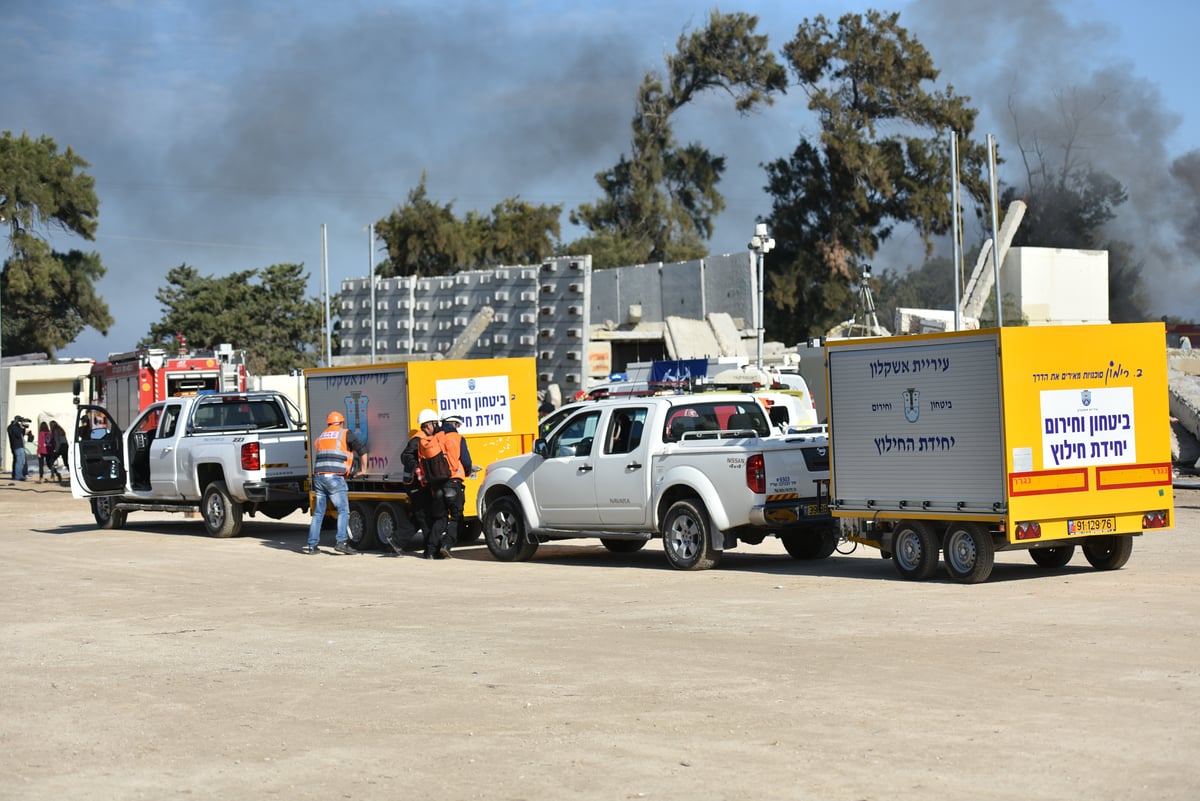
left=83, top=344, right=249, bottom=430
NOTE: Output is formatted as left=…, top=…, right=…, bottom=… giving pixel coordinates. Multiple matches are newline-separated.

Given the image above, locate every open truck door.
left=70, top=404, right=126, bottom=499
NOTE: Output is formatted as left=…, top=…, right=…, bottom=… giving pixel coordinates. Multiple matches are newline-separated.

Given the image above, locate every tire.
left=201, top=481, right=243, bottom=538
left=601, top=538, right=648, bottom=554
left=891, top=520, right=940, bottom=581
left=1082, top=536, right=1134, bottom=571
left=374, top=501, right=415, bottom=552
left=483, top=495, right=538, bottom=561
left=457, top=518, right=482, bottom=546
left=347, top=501, right=377, bottom=550
left=661, top=498, right=721, bottom=570
left=1030, top=545, right=1075, bottom=569
left=943, top=522, right=995, bottom=584
left=91, top=497, right=127, bottom=530
left=781, top=525, right=840, bottom=560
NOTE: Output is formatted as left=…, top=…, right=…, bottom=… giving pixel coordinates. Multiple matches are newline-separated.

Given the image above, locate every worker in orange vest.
left=303, top=411, right=366, bottom=555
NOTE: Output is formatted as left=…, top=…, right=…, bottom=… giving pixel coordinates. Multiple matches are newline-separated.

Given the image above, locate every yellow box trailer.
left=303, top=357, right=539, bottom=550
left=825, top=322, right=1173, bottom=583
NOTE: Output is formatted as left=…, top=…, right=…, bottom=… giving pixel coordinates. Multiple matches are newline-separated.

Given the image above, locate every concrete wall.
left=1002, top=247, right=1109, bottom=325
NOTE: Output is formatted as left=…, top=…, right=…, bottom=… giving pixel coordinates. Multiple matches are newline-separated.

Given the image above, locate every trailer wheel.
left=601, top=537, right=648, bottom=554
left=662, top=499, right=721, bottom=570
left=1082, top=536, right=1134, bottom=571
left=1029, top=545, right=1075, bottom=569
left=943, top=522, right=994, bottom=584
left=483, top=495, right=537, bottom=561
left=891, top=520, right=939, bottom=580
left=781, top=524, right=840, bottom=560
left=201, top=481, right=243, bottom=538
left=91, top=497, right=127, bottom=530
left=347, top=501, right=377, bottom=550
left=374, top=501, right=415, bottom=552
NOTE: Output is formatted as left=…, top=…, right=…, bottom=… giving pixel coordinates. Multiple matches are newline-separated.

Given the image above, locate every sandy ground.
left=1, top=479, right=1198, bottom=801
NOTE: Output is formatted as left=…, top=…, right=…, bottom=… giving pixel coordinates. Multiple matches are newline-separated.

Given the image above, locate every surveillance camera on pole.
left=748, top=223, right=775, bottom=371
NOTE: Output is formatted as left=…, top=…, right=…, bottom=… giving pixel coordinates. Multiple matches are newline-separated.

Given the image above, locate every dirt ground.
left=1, top=480, right=1197, bottom=801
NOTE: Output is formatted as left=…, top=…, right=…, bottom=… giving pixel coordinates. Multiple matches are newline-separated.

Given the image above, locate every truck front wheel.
left=483, top=495, right=538, bottom=561
left=662, top=499, right=721, bottom=570
left=92, top=497, right=127, bottom=530
left=202, top=481, right=243, bottom=538
left=891, top=520, right=939, bottom=580
left=943, top=522, right=994, bottom=583
left=1082, top=535, right=1133, bottom=570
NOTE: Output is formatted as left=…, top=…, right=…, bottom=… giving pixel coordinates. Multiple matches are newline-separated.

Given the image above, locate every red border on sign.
left=1095, top=462, right=1173, bottom=490
left=1009, top=467, right=1089, bottom=497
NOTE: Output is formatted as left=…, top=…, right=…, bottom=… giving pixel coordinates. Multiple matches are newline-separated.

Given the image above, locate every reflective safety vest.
left=313, top=426, right=354, bottom=476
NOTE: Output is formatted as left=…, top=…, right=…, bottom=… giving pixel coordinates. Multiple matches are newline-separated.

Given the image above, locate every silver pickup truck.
left=478, top=393, right=834, bottom=570
left=70, top=391, right=309, bottom=537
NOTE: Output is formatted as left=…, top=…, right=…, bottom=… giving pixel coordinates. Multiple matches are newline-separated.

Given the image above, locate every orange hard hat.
left=326, top=411, right=346, bottom=426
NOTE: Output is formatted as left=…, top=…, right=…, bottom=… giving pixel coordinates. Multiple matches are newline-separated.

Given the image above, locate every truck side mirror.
left=533, top=439, right=548, bottom=458
left=72, top=378, right=82, bottom=402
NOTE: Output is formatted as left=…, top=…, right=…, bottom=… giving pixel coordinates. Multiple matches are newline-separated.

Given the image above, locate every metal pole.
left=369, top=223, right=376, bottom=364
left=321, top=224, right=331, bottom=366
left=756, top=249, right=764, bottom=371
left=986, top=133, right=1003, bottom=327
left=950, top=131, right=963, bottom=331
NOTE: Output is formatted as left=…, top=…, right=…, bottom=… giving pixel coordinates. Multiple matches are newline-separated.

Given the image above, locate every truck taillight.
left=241, top=442, right=261, bottom=471
left=1142, top=510, right=1169, bottom=529
left=1015, top=521, right=1041, bottom=540
left=746, top=454, right=766, bottom=494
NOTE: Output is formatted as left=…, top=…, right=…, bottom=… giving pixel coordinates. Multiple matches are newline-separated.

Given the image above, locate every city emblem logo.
left=1081, top=390, right=1092, bottom=406
left=468, top=379, right=476, bottom=391
left=902, top=388, right=920, bottom=423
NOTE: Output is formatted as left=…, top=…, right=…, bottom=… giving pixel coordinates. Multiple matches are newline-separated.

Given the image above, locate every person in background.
left=50, top=420, right=70, bottom=470
left=37, top=421, right=62, bottom=484
left=303, top=410, right=366, bottom=555
left=8, top=416, right=30, bottom=482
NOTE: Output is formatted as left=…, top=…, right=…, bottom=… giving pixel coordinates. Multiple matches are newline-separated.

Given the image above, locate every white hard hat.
left=417, top=409, right=439, bottom=425
left=442, top=414, right=464, bottom=425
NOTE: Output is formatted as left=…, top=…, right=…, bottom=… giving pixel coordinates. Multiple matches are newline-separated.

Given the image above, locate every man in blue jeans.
left=8, top=416, right=30, bottom=482
left=304, top=410, right=366, bottom=554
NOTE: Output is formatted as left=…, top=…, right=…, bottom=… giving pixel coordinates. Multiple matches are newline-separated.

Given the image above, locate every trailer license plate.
left=1068, top=516, right=1116, bottom=534
left=806, top=502, right=829, bottom=516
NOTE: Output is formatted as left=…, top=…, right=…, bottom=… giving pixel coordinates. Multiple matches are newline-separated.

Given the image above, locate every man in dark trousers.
left=433, top=413, right=473, bottom=559
left=8, top=416, right=30, bottom=482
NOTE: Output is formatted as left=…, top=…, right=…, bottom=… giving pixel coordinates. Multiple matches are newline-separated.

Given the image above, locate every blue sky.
left=4, top=0, right=1198, bottom=361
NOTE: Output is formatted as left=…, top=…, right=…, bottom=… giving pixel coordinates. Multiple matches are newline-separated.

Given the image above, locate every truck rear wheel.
left=943, top=522, right=994, bottom=584
left=1030, top=545, right=1075, bottom=568
left=891, top=520, right=939, bottom=580
left=484, top=495, right=537, bottom=561
left=347, top=501, right=377, bottom=550
left=781, top=525, right=840, bottom=560
left=201, top=481, right=243, bottom=538
left=92, top=497, right=127, bottom=530
left=662, top=498, right=721, bottom=570
left=1082, top=536, right=1133, bottom=570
